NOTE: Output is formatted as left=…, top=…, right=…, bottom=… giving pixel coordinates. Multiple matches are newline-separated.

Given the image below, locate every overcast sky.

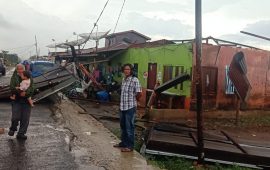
left=1, top=0, right=270, bottom=59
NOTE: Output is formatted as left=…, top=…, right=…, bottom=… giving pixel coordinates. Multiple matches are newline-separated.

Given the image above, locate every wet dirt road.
left=0, top=101, right=78, bottom=170
left=53, top=99, right=158, bottom=170
left=0, top=100, right=158, bottom=170
left=0, top=67, right=158, bottom=170
left=0, top=66, right=77, bottom=169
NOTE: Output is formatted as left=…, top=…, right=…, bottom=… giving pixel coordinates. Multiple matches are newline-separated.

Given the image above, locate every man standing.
left=8, top=64, right=34, bottom=140
left=114, top=63, right=142, bottom=152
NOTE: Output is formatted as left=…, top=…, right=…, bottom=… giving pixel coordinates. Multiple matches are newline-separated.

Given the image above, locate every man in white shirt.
left=114, top=63, right=142, bottom=152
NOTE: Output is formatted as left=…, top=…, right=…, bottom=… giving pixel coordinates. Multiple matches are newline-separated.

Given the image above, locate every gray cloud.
left=0, top=14, right=15, bottom=29
left=244, top=20, right=270, bottom=38
left=220, top=20, right=270, bottom=50
left=2, top=0, right=270, bottom=58
left=0, top=0, right=87, bottom=58
left=203, top=0, right=239, bottom=13
left=119, top=12, right=193, bottom=40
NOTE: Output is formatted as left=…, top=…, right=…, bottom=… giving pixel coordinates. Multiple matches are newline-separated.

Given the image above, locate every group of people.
left=7, top=63, right=142, bottom=153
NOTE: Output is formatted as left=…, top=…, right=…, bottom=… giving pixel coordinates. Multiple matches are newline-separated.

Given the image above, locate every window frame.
left=225, top=65, right=235, bottom=94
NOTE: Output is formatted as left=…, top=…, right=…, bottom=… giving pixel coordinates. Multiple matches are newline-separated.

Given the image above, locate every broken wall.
left=192, top=43, right=270, bottom=110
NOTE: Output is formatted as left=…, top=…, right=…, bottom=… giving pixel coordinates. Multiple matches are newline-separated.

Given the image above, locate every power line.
left=19, top=50, right=33, bottom=56
left=16, top=46, right=35, bottom=56
left=9, top=45, right=35, bottom=54
left=81, top=0, right=110, bottom=50
left=113, top=0, right=126, bottom=33
left=3, top=44, right=35, bottom=51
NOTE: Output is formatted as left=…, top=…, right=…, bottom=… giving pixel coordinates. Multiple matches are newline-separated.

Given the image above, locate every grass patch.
left=240, top=114, right=270, bottom=127
left=110, top=127, right=144, bottom=152
left=111, top=128, right=121, bottom=138
left=146, top=155, right=252, bottom=170
left=204, top=114, right=270, bottom=130
left=147, top=155, right=193, bottom=170
left=109, top=124, right=255, bottom=170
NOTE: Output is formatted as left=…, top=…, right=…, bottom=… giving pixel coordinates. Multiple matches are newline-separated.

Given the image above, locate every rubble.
left=0, top=62, right=78, bottom=102
left=143, top=123, right=270, bottom=169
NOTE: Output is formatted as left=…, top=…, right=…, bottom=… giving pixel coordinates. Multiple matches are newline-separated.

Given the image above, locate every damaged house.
left=104, top=32, right=270, bottom=111
left=107, top=38, right=193, bottom=110
left=189, top=37, right=270, bottom=110
left=35, top=30, right=270, bottom=169
left=52, top=30, right=270, bottom=111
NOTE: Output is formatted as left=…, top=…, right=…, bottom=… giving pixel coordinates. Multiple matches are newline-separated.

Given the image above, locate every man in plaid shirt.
left=114, top=63, right=142, bottom=152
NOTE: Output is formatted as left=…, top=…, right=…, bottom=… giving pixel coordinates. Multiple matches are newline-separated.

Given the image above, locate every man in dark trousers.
left=114, top=63, right=142, bottom=152
left=8, top=64, right=34, bottom=140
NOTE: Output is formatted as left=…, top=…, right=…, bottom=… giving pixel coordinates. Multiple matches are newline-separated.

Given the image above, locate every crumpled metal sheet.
left=144, top=123, right=270, bottom=169
left=0, top=63, right=78, bottom=102
left=228, top=52, right=251, bottom=102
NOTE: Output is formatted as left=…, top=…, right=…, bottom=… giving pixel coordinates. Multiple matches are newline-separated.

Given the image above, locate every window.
left=163, top=65, right=173, bottom=83
left=118, top=63, right=122, bottom=77
left=133, top=63, right=138, bottom=77
left=174, top=66, right=184, bottom=90
left=225, top=65, right=235, bottom=94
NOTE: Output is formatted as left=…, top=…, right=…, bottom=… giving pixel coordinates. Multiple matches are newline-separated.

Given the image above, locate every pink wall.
left=193, top=43, right=270, bottom=109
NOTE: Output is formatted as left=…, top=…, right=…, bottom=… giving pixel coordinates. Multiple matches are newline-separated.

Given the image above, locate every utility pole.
left=73, top=32, right=80, bottom=54
left=35, top=35, right=38, bottom=60
left=195, top=0, right=204, bottom=164
left=52, top=39, right=57, bottom=55
left=95, top=25, right=99, bottom=52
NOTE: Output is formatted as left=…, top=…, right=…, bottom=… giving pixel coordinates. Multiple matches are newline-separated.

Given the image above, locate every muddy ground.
left=51, top=97, right=159, bottom=170
left=1, top=66, right=269, bottom=169
left=74, top=99, right=270, bottom=148
left=0, top=66, right=158, bottom=170
left=189, top=109, right=270, bottom=145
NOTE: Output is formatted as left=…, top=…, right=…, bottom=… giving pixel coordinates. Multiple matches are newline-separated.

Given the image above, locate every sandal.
left=113, top=143, right=125, bottom=148
left=121, top=148, right=133, bottom=152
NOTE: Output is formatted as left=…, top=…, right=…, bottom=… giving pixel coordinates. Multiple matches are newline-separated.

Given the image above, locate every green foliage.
left=208, top=163, right=252, bottom=170
left=147, top=155, right=194, bottom=170
left=146, top=155, right=253, bottom=170
left=240, top=114, right=270, bottom=127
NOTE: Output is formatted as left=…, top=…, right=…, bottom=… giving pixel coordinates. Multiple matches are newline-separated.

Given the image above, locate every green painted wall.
left=110, top=43, right=193, bottom=97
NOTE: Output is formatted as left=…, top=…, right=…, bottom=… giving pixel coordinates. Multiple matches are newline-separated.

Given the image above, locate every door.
left=265, top=57, right=270, bottom=108
left=147, top=63, right=157, bottom=89
left=202, top=66, right=218, bottom=110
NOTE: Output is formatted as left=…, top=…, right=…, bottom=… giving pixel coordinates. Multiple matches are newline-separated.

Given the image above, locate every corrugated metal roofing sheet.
left=228, top=52, right=252, bottom=102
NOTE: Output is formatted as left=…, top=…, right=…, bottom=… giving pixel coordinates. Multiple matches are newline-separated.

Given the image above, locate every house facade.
left=192, top=43, right=270, bottom=110
left=50, top=30, right=270, bottom=110
left=108, top=39, right=270, bottom=110
left=105, top=30, right=151, bottom=47
left=110, top=42, right=193, bottom=109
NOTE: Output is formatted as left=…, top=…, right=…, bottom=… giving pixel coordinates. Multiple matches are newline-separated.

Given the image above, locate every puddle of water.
left=43, top=124, right=68, bottom=133
left=65, top=134, right=70, bottom=145
left=84, top=131, right=97, bottom=135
